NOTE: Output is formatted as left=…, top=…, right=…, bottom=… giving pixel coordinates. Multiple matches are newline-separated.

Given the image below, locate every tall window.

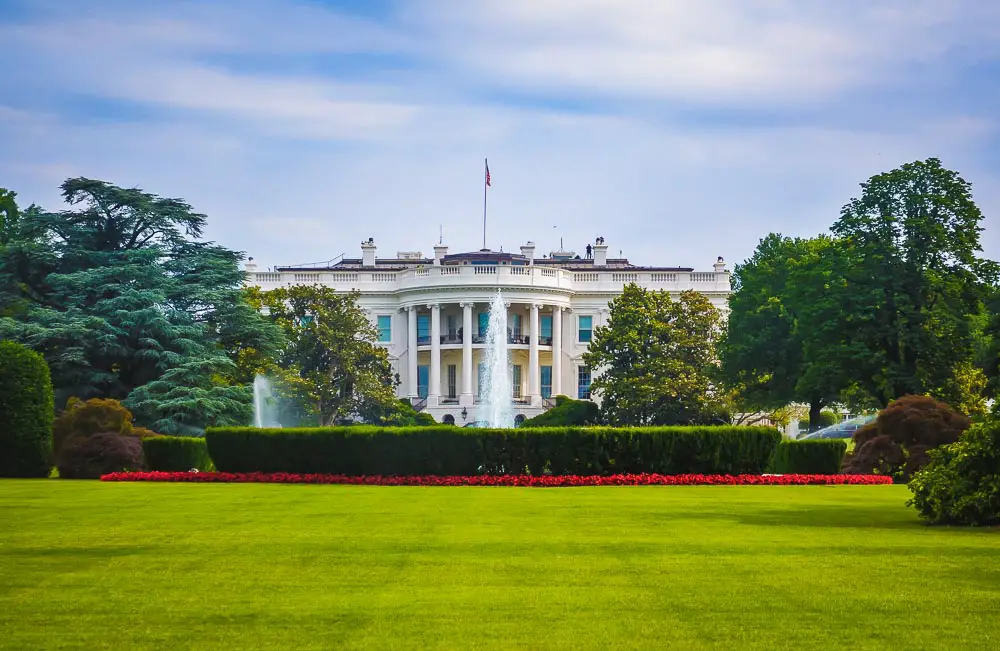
left=577, top=366, right=592, bottom=399
left=512, top=365, right=522, bottom=399
left=578, top=315, right=593, bottom=343
left=478, top=312, right=489, bottom=338
left=417, top=365, right=429, bottom=399
left=447, top=364, right=457, bottom=399
left=540, top=365, right=552, bottom=399
left=511, top=314, right=522, bottom=339
left=377, top=315, right=392, bottom=342
left=417, top=314, right=430, bottom=344
left=446, top=315, right=458, bottom=338
left=540, top=315, right=553, bottom=343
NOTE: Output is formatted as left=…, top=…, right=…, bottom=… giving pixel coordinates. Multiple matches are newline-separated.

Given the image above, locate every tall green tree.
left=253, top=284, right=400, bottom=425
left=0, top=178, right=281, bottom=434
left=719, top=234, right=855, bottom=429
left=831, top=158, right=991, bottom=408
left=583, top=285, right=722, bottom=426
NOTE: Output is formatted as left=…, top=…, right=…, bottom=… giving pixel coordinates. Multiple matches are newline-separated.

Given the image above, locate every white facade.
left=245, top=239, right=731, bottom=424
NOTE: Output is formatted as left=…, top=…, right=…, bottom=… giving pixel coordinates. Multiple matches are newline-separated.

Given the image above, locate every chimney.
left=361, top=238, right=377, bottom=267
left=244, top=256, right=258, bottom=273
left=433, top=243, right=448, bottom=265
left=714, top=256, right=727, bottom=273
left=520, top=241, right=536, bottom=264
left=593, top=239, right=609, bottom=266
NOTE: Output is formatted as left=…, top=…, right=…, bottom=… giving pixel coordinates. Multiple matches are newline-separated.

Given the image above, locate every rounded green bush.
left=0, top=341, right=55, bottom=477
left=908, top=420, right=1000, bottom=526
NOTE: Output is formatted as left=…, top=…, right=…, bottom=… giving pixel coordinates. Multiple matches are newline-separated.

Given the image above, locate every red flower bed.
left=100, top=471, right=893, bottom=486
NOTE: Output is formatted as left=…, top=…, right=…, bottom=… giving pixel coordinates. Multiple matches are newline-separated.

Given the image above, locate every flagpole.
left=483, top=157, right=488, bottom=250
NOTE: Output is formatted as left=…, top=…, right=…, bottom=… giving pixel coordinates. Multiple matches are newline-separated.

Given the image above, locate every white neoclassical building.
left=246, top=238, right=731, bottom=425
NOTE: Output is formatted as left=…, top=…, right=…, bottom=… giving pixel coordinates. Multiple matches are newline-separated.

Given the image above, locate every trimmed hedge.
left=0, top=341, right=55, bottom=477
left=770, top=440, right=847, bottom=475
left=142, top=436, right=213, bottom=472
left=521, top=396, right=600, bottom=427
left=205, top=426, right=782, bottom=476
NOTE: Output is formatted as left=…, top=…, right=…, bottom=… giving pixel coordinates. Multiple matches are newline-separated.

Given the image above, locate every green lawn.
left=1, top=482, right=997, bottom=650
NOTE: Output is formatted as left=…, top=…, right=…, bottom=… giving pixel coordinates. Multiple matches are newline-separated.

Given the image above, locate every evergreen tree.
left=0, top=178, right=282, bottom=434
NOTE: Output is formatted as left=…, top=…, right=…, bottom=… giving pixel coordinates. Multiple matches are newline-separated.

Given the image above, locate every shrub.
left=770, top=440, right=847, bottom=474
left=842, top=395, right=970, bottom=482
left=521, top=396, right=601, bottom=427
left=53, top=397, right=136, bottom=455
left=0, top=341, right=55, bottom=477
left=908, top=420, right=1000, bottom=526
left=142, top=436, right=213, bottom=472
left=205, top=425, right=782, bottom=476
left=811, top=410, right=839, bottom=430
left=56, top=432, right=146, bottom=479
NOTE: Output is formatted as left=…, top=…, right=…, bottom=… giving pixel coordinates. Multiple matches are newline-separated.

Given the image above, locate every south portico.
left=400, top=296, right=570, bottom=422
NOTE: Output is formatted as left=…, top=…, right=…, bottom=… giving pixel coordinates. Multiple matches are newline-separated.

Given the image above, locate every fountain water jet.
left=252, top=375, right=281, bottom=428
left=480, top=290, right=515, bottom=428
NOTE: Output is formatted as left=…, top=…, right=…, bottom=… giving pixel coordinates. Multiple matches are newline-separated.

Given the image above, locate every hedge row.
left=770, top=440, right=847, bottom=475
left=204, top=426, right=782, bottom=476
left=142, top=436, right=213, bottom=472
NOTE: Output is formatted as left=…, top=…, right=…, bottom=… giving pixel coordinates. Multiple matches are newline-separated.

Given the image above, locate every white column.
left=429, top=303, right=441, bottom=406
left=460, top=302, right=474, bottom=405
left=529, top=303, right=540, bottom=405
left=552, top=307, right=563, bottom=397
left=407, top=306, right=418, bottom=399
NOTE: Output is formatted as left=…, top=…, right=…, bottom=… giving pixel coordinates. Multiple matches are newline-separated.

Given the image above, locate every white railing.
left=248, top=266, right=729, bottom=293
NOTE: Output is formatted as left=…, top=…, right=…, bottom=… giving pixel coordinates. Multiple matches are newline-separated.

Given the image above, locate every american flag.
left=485, top=159, right=491, bottom=187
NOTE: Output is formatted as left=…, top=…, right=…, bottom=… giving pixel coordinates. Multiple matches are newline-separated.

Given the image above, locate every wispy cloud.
left=0, top=0, right=997, bottom=268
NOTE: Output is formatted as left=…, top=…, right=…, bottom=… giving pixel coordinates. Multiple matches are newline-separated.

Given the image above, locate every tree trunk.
left=808, top=399, right=824, bottom=432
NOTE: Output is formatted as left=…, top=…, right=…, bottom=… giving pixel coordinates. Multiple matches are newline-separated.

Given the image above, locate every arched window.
left=443, top=414, right=456, bottom=426
left=514, top=414, right=526, bottom=426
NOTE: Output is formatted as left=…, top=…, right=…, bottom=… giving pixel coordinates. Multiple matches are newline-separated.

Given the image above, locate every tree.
left=0, top=341, right=54, bottom=477
left=831, top=158, right=992, bottom=408
left=583, top=285, right=722, bottom=426
left=254, top=284, right=400, bottom=425
left=719, top=234, right=854, bottom=429
left=843, top=394, right=970, bottom=481
left=0, top=178, right=281, bottom=433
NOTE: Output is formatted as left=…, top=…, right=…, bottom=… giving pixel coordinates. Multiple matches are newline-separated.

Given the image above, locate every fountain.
left=480, top=290, right=515, bottom=428
left=252, top=375, right=281, bottom=428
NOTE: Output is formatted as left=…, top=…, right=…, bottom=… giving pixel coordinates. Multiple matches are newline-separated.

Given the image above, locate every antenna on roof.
left=439, top=224, right=443, bottom=244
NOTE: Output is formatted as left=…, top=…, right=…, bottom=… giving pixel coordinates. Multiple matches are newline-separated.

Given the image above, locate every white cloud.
left=406, top=0, right=1000, bottom=103
left=0, top=0, right=997, bottom=271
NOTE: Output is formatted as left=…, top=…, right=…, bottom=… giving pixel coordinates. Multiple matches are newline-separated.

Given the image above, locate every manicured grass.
left=1, top=482, right=997, bottom=650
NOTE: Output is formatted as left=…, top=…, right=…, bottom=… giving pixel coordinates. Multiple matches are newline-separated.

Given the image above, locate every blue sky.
left=1, top=0, right=998, bottom=270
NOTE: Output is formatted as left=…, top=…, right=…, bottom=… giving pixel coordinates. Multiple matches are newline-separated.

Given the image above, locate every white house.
left=245, top=238, right=731, bottom=425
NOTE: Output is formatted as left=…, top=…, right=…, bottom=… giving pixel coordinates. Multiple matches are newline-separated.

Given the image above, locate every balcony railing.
left=248, top=264, right=729, bottom=293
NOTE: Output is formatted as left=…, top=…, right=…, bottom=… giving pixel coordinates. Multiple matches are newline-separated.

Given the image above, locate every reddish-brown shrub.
left=842, top=395, right=970, bottom=481
left=52, top=397, right=136, bottom=455
left=56, top=432, right=146, bottom=479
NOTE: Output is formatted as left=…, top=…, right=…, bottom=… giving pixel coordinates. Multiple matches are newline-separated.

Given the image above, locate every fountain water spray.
left=480, top=290, right=515, bottom=428
left=252, top=375, right=281, bottom=428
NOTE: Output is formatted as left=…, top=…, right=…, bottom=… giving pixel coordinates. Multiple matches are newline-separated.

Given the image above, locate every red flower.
left=99, top=471, right=894, bottom=486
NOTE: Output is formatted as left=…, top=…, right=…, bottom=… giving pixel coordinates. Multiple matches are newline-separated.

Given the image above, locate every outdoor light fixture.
left=461, top=407, right=468, bottom=420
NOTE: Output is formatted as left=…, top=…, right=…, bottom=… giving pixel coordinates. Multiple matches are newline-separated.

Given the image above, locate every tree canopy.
left=0, top=178, right=281, bottom=434
left=249, top=284, right=400, bottom=425
left=583, top=285, right=722, bottom=426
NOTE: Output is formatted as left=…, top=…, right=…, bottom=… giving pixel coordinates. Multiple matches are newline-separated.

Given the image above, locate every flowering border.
left=100, top=471, right=893, bottom=486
